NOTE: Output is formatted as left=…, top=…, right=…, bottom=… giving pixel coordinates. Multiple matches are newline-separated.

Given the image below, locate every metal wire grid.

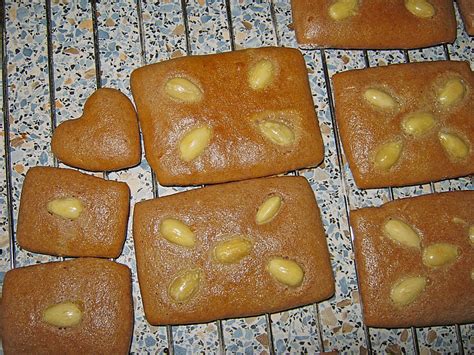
left=1, top=0, right=472, bottom=353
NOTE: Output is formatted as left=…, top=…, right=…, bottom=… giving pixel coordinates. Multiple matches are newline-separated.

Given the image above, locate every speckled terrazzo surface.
left=0, top=0, right=472, bottom=354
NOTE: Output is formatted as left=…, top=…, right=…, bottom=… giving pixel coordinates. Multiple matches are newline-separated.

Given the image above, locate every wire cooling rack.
left=1, top=0, right=472, bottom=353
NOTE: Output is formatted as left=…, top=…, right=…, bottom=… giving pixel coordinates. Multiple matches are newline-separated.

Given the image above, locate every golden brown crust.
left=351, top=191, right=474, bottom=328
left=133, top=176, right=334, bottom=325
left=333, top=60, right=474, bottom=188
left=51, top=88, right=141, bottom=172
left=291, top=0, right=457, bottom=49
left=0, top=258, right=133, bottom=354
left=130, top=47, right=324, bottom=186
left=458, top=0, right=474, bottom=35
left=16, top=166, right=130, bottom=258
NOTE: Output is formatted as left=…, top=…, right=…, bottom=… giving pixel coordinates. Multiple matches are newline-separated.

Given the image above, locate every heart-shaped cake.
left=51, top=88, right=141, bottom=171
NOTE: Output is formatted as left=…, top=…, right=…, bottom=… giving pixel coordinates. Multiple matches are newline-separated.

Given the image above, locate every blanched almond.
left=256, top=195, right=282, bottom=225
left=364, top=88, right=396, bottom=109
left=422, top=243, right=459, bottom=267
left=169, top=269, right=201, bottom=303
left=47, top=197, right=83, bottom=220
left=329, top=0, right=358, bottom=21
left=439, top=132, right=469, bottom=160
left=390, top=276, right=426, bottom=307
left=179, top=126, right=212, bottom=162
left=258, top=120, right=295, bottom=146
left=160, top=218, right=195, bottom=248
left=43, top=301, right=82, bottom=327
left=405, top=0, right=435, bottom=18
left=165, top=77, right=203, bottom=103
left=249, top=59, right=274, bottom=90
left=267, top=257, right=304, bottom=287
left=383, top=219, right=421, bottom=249
left=401, top=112, right=435, bottom=136
left=213, top=237, right=253, bottom=264
left=451, top=217, right=466, bottom=225
left=438, top=78, right=466, bottom=107
left=374, top=140, right=403, bottom=170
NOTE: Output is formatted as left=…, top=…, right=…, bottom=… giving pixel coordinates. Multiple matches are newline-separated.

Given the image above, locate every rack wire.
left=1, top=0, right=472, bottom=353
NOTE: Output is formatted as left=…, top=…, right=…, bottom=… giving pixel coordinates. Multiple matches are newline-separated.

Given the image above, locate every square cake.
left=351, top=191, right=474, bottom=327
left=133, top=176, right=334, bottom=325
left=333, top=61, right=473, bottom=188
left=131, top=47, right=324, bottom=186
left=0, top=258, right=134, bottom=353
left=16, top=166, right=130, bottom=258
left=291, top=0, right=456, bottom=49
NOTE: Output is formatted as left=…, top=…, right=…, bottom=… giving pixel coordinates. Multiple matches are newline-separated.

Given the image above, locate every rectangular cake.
left=133, top=176, right=334, bottom=325
left=16, top=166, right=130, bottom=258
left=130, top=47, right=324, bottom=186
left=351, top=191, right=474, bottom=327
left=291, top=0, right=456, bottom=49
left=0, top=258, right=134, bottom=354
left=332, top=60, right=473, bottom=188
